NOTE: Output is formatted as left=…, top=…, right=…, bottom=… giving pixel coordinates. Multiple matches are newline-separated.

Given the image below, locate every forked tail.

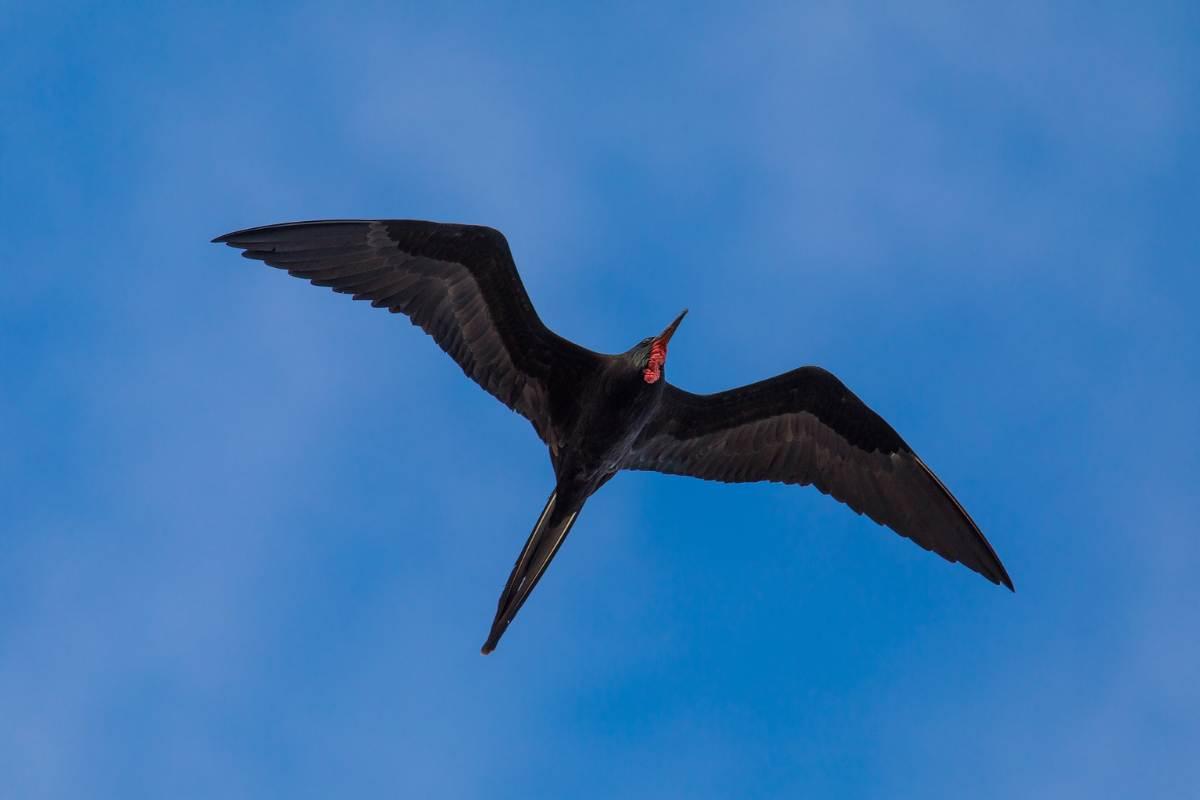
left=482, top=489, right=584, bottom=655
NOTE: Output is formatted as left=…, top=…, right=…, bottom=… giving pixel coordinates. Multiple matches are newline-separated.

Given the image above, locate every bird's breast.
left=560, top=371, right=661, bottom=475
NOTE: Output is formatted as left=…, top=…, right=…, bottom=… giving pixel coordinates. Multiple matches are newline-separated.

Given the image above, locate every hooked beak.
left=658, top=309, right=688, bottom=345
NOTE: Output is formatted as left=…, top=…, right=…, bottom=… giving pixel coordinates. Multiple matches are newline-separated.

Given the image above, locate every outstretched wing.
left=626, top=366, right=1013, bottom=589
left=213, top=220, right=598, bottom=442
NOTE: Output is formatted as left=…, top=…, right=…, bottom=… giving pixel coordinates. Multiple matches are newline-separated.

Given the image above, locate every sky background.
left=3, top=2, right=1198, bottom=798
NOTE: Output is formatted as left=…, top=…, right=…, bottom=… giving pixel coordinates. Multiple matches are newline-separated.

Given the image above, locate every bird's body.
left=214, top=218, right=1013, bottom=654
left=558, top=349, right=666, bottom=479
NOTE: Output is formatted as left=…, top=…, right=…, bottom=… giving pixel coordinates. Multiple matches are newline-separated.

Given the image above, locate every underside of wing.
left=627, top=367, right=1013, bottom=589
left=213, top=219, right=598, bottom=442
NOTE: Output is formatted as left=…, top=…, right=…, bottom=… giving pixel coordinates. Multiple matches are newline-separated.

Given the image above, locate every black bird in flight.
left=214, top=219, right=1013, bottom=654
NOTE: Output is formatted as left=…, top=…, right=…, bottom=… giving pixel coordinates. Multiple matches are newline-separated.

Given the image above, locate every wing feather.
left=627, top=367, right=1013, bottom=589
left=214, top=219, right=598, bottom=443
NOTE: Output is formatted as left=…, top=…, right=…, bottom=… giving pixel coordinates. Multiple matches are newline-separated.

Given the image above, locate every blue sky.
left=3, top=2, right=1198, bottom=797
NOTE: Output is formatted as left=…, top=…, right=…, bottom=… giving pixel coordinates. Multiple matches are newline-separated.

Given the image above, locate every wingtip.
left=986, top=567, right=1015, bottom=592
left=480, top=641, right=496, bottom=656
left=991, top=561, right=1015, bottom=592
left=210, top=221, right=280, bottom=244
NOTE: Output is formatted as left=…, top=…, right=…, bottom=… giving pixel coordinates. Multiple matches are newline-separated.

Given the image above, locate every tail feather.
left=482, top=490, right=584, bottom=655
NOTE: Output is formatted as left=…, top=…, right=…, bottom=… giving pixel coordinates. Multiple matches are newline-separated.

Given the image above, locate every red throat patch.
left=643, top=340, right=667, bottom=384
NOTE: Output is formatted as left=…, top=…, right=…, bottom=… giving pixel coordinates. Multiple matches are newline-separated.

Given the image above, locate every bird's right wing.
left=213, top=220, right=599, bottom=443
left=626, top=367, right=1013, bottom=589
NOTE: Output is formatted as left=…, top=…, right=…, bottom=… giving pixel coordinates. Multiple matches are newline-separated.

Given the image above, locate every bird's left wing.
left=626, top=366, right=1013, bottom=589
left=213, top=220, right=598, bottom=443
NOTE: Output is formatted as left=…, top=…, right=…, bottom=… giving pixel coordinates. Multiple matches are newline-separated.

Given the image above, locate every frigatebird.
left=214, top=219, right=1013, bottom=654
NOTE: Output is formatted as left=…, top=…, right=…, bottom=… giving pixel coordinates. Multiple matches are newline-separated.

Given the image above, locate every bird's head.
left=633, top=309, right=687, bottom=385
